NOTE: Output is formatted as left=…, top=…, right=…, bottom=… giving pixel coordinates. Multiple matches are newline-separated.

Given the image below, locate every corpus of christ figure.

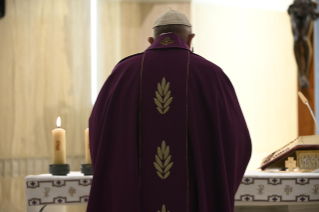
left=288, top=0, right=319, bottom=89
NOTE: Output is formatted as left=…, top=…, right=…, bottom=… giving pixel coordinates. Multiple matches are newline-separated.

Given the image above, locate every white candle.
left=85, top=128, right=92, bottom=164
left=52, top=117, right=66, bottom=164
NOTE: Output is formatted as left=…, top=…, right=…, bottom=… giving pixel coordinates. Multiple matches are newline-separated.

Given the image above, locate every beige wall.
left=97, top=0, right=121, bottom=91
left=192, top=3, right=298, bottom=170
left=0, top=0, right=91, bottom=211
left=0, top=0, right=91, bottom=161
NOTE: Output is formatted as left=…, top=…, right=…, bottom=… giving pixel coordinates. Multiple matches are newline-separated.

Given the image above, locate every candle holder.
left=49, top=164, right=70, bottom=176
left=81, top=164, right=93, bottom=175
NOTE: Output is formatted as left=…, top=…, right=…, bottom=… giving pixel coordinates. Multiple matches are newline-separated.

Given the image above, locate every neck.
left=147, top=33, right=191, bottom=51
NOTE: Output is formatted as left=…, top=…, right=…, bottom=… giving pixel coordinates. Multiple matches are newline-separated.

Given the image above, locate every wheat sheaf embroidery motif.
left=160, top=37, right=174, bottom=45
left=154, top=77, right=173, bottom=114
left=158, top=204, right=170, bottom=212
left=154, top=141, right=173, bottom=179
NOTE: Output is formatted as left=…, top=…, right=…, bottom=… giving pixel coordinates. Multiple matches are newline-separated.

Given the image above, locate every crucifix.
left=285, top=157, right=297, bottom=171
left=288, top=0, right=319, bottom=89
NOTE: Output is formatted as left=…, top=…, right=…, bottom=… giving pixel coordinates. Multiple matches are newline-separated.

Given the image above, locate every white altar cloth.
left=235, top=171, right=319, bottom=206
left=25, top=172, right=92, bottom=207
left=25, top=171, right=319, bottom=211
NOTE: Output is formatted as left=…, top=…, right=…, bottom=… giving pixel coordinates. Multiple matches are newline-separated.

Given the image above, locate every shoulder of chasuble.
left=117, top=52, right=144, bottom=65
left=190, top=52, right=205, bottom=59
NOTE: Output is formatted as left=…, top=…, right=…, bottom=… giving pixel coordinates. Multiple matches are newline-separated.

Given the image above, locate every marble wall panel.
left=96, top=0, right=122, bottom=93
left=0, top=0, right=91, bottom=158
left=0, top=0, right=91, bottom=211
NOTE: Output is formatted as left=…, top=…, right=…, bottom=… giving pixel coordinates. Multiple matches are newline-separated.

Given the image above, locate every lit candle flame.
left=57, top=117, right=61, bottom=128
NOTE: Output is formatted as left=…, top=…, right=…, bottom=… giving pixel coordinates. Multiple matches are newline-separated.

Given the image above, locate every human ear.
left=187, top=33, right=195, bottom=48
left=148, top=37, right=154, bottom=45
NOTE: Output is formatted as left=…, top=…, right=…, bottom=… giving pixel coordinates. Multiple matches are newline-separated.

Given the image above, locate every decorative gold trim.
left=186, top=51, right=190, bottom=212
left=154, top=78, right=173, bottom=114
left=139, top=53, right=146, bottom=189
left=158, top=204, right=170, bottom=212
left=160, top=37, right=174, bottom=46
left=154, top=141, right=173, bottom=179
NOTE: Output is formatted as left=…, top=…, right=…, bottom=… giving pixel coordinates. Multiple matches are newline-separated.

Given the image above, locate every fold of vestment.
left=87, top=33, right=251, bottom=212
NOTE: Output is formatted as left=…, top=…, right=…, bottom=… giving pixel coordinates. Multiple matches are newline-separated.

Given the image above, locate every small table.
left=25, top=171, right=319, bottom=212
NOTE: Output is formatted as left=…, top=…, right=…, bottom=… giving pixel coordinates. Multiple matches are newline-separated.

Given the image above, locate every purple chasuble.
left=88, top=33, right=252, bottom=212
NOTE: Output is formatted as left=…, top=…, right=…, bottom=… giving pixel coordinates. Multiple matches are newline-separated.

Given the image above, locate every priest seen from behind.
left=87, top=9, right=252, bottom=212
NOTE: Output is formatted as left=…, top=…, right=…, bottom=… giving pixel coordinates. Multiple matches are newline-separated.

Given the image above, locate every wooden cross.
left=285, top=157, right=296, bottom=171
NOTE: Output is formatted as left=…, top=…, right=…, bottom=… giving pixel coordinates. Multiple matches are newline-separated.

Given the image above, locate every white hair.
left=153, top=24, right=192, bottom=42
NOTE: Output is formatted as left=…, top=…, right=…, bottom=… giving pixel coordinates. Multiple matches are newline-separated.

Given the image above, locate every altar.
left=25, top=171, right=319, bottom=212
left=234, top=171, right=319, bottom=212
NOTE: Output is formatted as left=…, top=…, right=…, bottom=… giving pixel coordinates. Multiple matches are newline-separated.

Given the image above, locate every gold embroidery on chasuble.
left=158, top=204, right=170, bottom=212
left=154, top=141, right=173, bottom=179
left=160, top=37, right=174, bottom=46
left=154, top=77, right=173, bottom=114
